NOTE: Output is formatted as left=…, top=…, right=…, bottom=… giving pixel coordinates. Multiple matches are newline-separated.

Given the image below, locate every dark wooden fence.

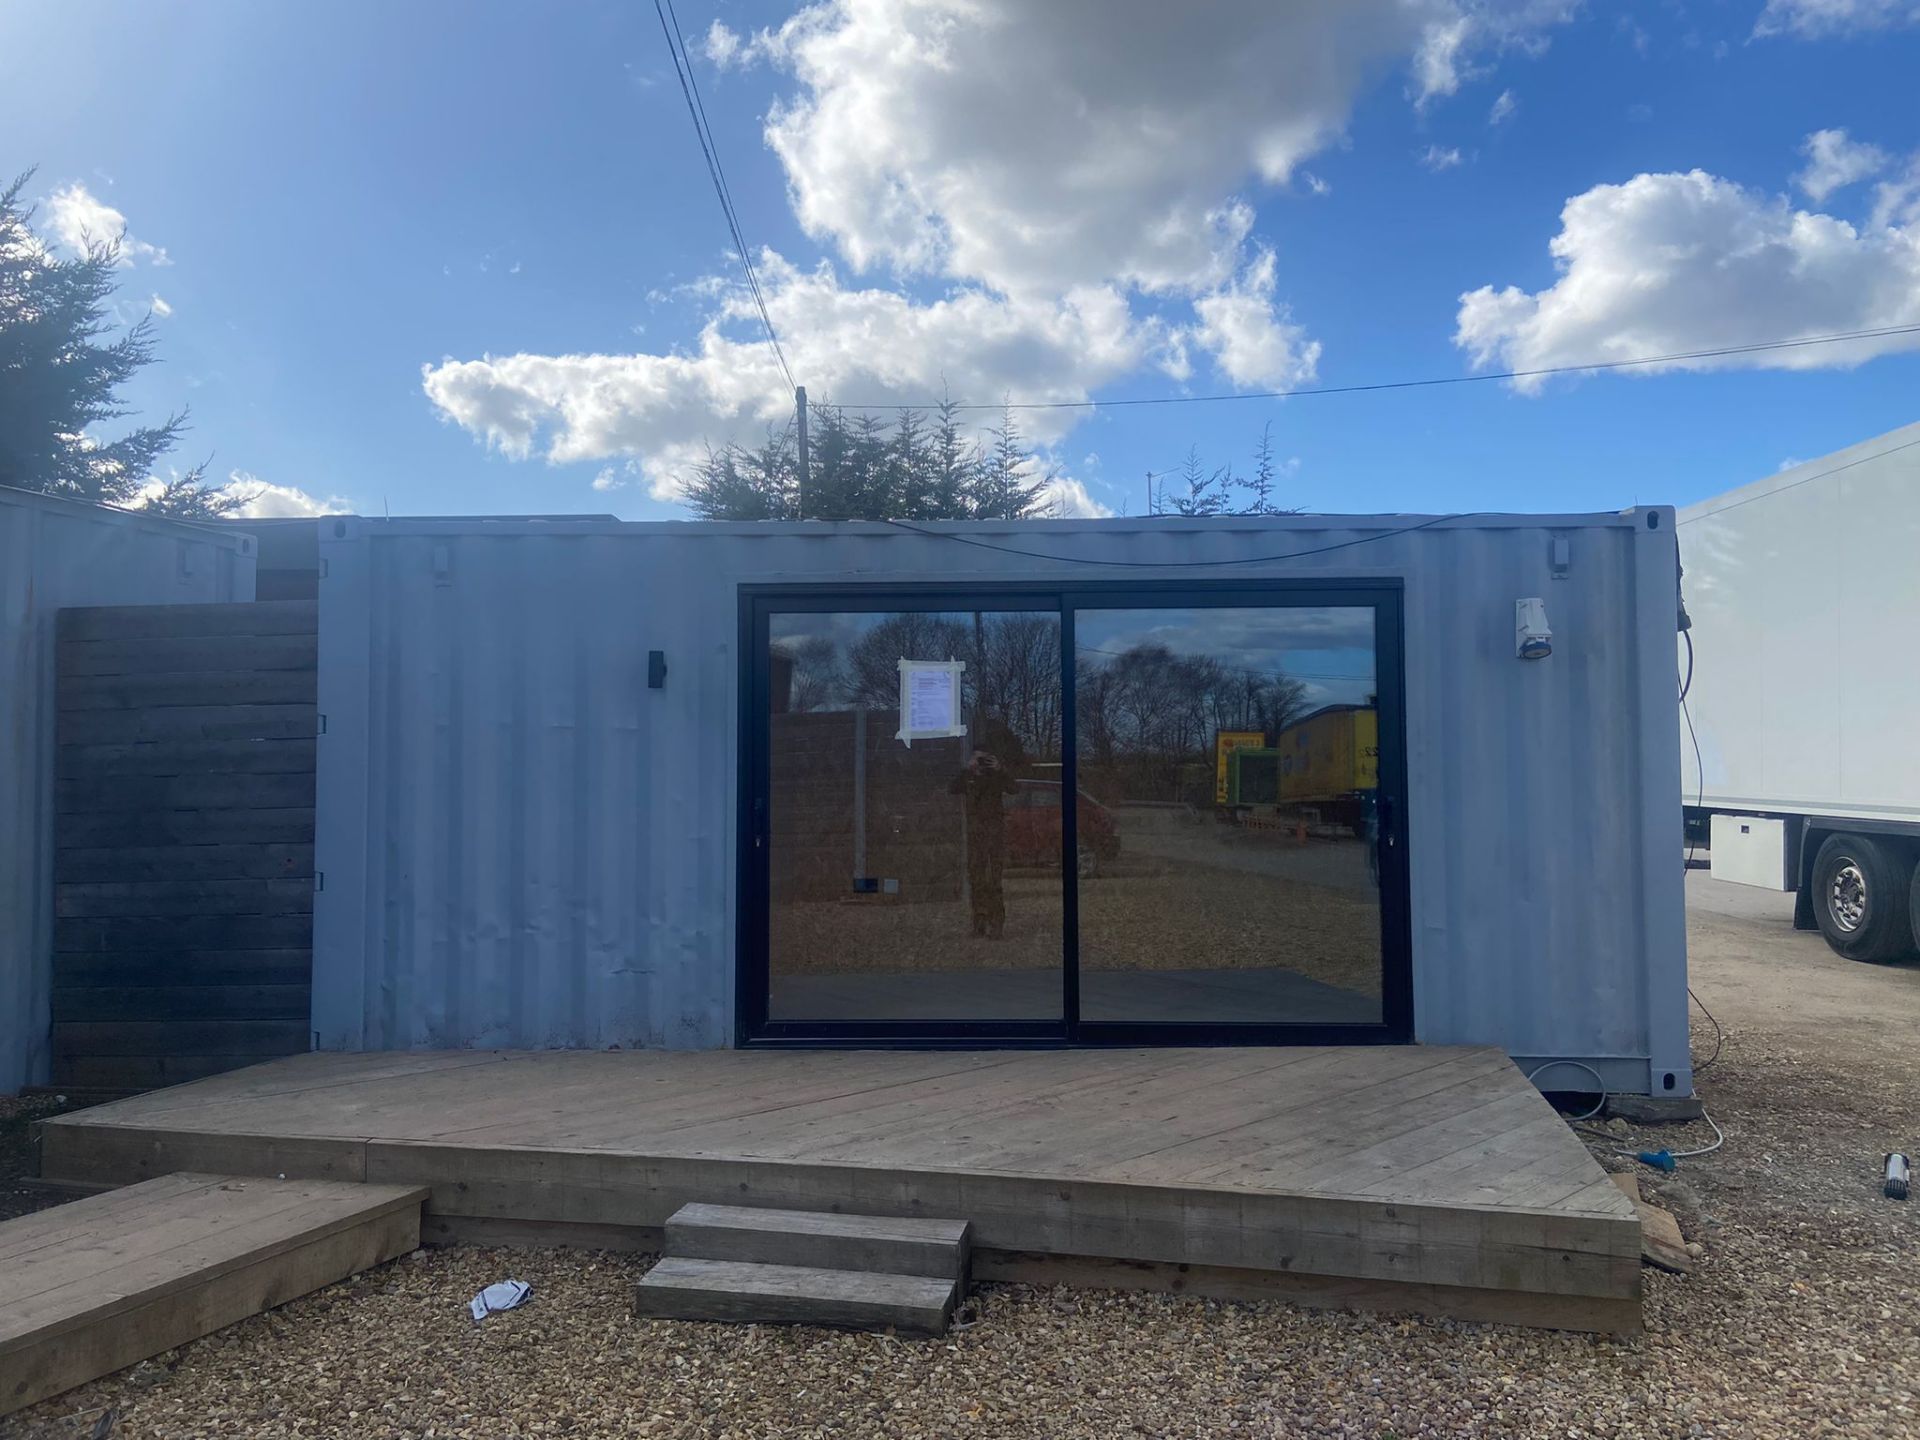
left=52, top=600, right=318, bottom=1091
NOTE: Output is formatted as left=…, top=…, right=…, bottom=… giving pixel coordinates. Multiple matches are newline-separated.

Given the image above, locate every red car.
left=1003, top=779, right=1121, bottom=877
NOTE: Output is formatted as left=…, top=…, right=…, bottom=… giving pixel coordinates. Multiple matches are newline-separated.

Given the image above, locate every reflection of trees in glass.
left=780, top=636, right=844, bottom=713
left=772, top=613, right=1063, bottom=761
left=844, top=615, right=972, bottom=710
left=1076, top=643, right=1311, bottom=805
left=974, top=615, right=1061, bottom=762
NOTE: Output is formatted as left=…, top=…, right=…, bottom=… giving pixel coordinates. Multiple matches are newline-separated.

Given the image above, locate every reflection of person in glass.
left=949, top=720, right=1022, bottom=938
left=1360, top=789, right=1380, bottom=887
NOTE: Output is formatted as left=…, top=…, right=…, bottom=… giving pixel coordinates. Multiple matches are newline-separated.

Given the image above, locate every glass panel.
left=767, top=608, right=1063, bottom=1022
left=1073, top=605, right=1383, bottom=1025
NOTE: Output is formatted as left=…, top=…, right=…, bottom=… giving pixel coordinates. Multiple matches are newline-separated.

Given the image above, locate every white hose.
left=1525, top=1059, right=1609, bottom=1121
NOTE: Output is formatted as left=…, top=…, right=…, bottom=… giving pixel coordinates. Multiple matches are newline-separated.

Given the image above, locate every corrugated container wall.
left=313, top=511, right=1690, bottom=1095
left=1, top=488, right=256, bottom=1091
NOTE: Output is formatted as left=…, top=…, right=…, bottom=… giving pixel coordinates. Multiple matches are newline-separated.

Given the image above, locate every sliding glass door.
left=738, top=583, right=1409, bottom=1045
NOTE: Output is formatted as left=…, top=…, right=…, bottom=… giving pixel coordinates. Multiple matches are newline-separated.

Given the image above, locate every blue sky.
left=3, top=0, right=1917, bottom=521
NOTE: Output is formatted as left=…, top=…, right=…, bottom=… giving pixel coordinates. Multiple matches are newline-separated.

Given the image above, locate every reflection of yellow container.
left=1213, top=729, right=1265, bottom=805
left=1276, top=706, right=1378, bottom=804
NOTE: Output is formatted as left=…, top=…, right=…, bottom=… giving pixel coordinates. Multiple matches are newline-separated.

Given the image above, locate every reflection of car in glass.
left=1004, top=779, right=1121, bottom=877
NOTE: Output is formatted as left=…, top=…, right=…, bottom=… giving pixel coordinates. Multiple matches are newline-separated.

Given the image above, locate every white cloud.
left=1454, top=167, right=1920, bottom=389
left=1794, top=127, right=1889, bottom=202
left=430, top=2, right=1578, bottom=494
left=1412, top=14, right=1475, bottom=101
left=1419, top=144, right=1465, bottom=171
left=704, top=19, right=743, bottom=66
left=1033, top=475, right=1112, bottom=518
left=226, top=474, right=352, bottom=518
left=424, top=254, right=1150, bottom=497
left=702, top=19, right=781, bottom=70
left=755, top=1, right=1567, bottom=299
left=1302, top=171, right=1333, bottom=197
left=1489, top=88, right=1518, bottom=125
left=1413, top=1, right=1576, bottom=100
left=42, top=183, right=169, bottom=266
left=1755, top=0, right=1920, bottom=36
left=149, top=293, right=173, bottom=318
left=1187, top=250, right=1321, bottom=389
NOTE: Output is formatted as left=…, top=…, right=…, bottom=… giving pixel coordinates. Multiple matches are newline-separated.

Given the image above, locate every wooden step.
left=635, top=1257, right=956, bottom=1337
left=664, top=1203, right=970, bottom=1281
left=1, top=1173, right=427, bottom=1418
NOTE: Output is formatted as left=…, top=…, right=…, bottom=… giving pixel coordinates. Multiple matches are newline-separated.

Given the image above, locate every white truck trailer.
left=1679, top=420, right=1920, bottom=960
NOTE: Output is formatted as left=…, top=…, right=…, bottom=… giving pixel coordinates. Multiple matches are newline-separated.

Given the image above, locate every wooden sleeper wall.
left=52, top=600, right=319, bottom=1091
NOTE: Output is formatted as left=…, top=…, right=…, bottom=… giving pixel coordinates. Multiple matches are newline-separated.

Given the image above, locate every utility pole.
left=794, top=385, right=810, bottom=521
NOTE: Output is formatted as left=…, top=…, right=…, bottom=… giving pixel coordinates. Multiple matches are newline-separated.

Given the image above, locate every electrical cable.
left=834, top=323, right=1920, bottom=414
left=1681, top=630, right=1704, bottom=873
left=1666, top=1108, right=1726, bottom=1159
left=1676, top=434, right=1920, bottom=526
left=1676, top=627, right=1725, bottom=1073
left=1525, top=1060, right=1609, bottom=1121
left=1689, top=987, right=1724, bottom=1074
left=878, top=510, right=1491, bottom=569
left=653, top=0, right=795, bottom=392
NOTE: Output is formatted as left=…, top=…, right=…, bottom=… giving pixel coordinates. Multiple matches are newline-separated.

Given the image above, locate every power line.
left=1676, top=433, right=1920, bottom=525
left=836, top=323, right=1920, bottom=414
left=652, top=0, right=794, bottom=392
left=880, top=511, right=1493, bottom=569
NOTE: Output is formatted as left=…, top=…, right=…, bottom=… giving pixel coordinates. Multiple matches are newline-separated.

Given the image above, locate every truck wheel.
left=1077, top=841, right=1099, bottom=881
left=1911, top=865, right=1920, bottom=958
left=1811, top=833, right=1917, bottom=961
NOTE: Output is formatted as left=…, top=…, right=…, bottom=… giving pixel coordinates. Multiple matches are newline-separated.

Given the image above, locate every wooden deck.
left=2, top=1172, right=425, bottom=1416
left=37, top=1046, right=1642, bottom=1332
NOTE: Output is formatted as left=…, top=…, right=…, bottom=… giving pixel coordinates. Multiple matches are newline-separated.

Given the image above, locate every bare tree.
left=775, top=635, right=844, bottom=712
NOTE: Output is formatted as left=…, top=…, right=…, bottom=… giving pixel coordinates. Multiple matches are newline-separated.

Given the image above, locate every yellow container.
left=1276, top=706, right=1378, bottom=804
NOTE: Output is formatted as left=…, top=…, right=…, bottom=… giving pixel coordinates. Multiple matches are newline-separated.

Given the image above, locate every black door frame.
left=736, top=580, right=1412, bottom=1048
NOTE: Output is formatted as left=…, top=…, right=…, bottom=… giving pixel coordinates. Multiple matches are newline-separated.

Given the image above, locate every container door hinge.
left=314, top=871, right=325, bottom=893
left=317, top=713, right=328, bottom=735
left=318, top=557, right=330, bottom=579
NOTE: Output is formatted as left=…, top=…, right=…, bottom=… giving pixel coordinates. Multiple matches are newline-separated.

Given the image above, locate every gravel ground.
left=5, top=874, right=1916, bottom=1439
left=0, top=1093, right=77, bottom=1223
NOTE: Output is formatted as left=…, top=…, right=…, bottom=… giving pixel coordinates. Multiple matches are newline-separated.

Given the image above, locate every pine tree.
left=972, top=405, right=1050, bottom=520
left=888, top=406, right=931, bottom=519
left=0, top=170, right=236, bottom=516
left=1238, top=421, right=1299, bottom=516
left=676, top=397, right=1043, bottom=522
left=1166, top=445, right=1226, bottom=516
left=1244, top=422, right=1276, bottom=515
left=927, top=393, right=977, bottom=519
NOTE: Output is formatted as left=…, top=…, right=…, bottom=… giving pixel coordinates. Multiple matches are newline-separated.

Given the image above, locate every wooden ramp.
left=1, top=1173, right=426, bottom=1417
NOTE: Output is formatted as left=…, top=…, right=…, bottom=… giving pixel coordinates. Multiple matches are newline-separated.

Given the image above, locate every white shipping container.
left=311, top=509, right=1692, bottom=1096
left=1680, top=421, right=1920, bottom=959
